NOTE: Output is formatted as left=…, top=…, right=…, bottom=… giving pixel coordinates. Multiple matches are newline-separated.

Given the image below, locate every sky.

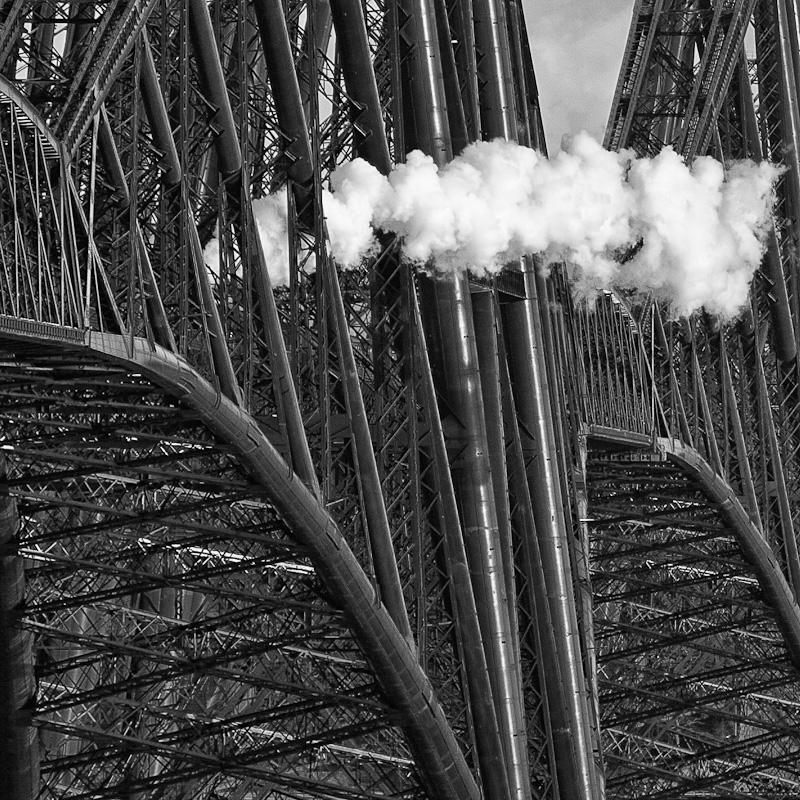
left=523, top=0, right=635, bottom=153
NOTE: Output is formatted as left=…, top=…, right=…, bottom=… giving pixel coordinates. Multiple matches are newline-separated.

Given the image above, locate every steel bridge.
left=1, top=0, right=800, bottom=798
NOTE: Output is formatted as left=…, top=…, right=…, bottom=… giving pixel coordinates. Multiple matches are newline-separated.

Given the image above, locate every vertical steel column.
left=471, top=289, right=529, bottom=799
left=445, top=0, right=481, bottom=140
left=186, top=205, right=243, bottom=403
left=141, top=30, right=182, bottom=186
left=135, top=227, right=178, bottom=352
left=425, top=273, right=522, bottom=800
left=253, top=0, right=314, bottom=185
left=398, top=0, right=522, bottom=793
left=497, top=305, right=564, bottom=799
left=398, top=0, right=453, bottom=163
left=473, top=291, right=518, bottom=657
left=461, top=0, right=534, bottom=793
left=477, top=5, right=599, bottom=795
left=720, top=340, right=763, bottom=529
left=752, top=325, right=800, bottom=598
left=503, top=258, right=599, bottom=800
left=97, top=107, right=130, bottom=206
left=411, top=289, right=512, bottom=800
left=244, top=198, right=321, bottom=498
left=472, top=0, right=517, bottom=140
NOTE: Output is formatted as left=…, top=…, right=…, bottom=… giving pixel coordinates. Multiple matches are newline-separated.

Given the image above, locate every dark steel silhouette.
left=1, top=0, right=800, bottom=797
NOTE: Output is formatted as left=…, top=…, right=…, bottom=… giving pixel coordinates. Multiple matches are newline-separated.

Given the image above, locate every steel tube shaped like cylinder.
left=411, top=289, right=512, bottom=800
left=187, top=0, right=242, bottom=176
left=427, top=274, right=523, bottom=800
left=401, top=0, right=452, bottom=164
left=471, top=290, right=530, bottom=800
left=244, top=198, right=321, bottom=497
left=503, top=260, right=599, bottom=800
left=403, top=2, right=528, bottom=795
left=328, top=0, right=392, bottom=173
left=140, top=31, right=182, bottom=186
left=97, top=107, right=131, bottom=207
left=472, top=0, right=517, bottom=140
left=186, top=209, right=242, bottom=404
left=253, top=0, right=314, bottom=185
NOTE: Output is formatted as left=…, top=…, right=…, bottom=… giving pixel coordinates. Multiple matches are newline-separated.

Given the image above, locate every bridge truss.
left=2, top=0, right=800, bottom=798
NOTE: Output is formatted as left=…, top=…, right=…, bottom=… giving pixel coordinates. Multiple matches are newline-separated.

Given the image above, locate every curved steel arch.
left=588, top=424, right=800, bottom=670
left=0, top=322, right=480, bottom=800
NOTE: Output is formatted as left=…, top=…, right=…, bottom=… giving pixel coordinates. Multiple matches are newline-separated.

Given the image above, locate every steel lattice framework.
left=2, top=0, right=800, bottom=798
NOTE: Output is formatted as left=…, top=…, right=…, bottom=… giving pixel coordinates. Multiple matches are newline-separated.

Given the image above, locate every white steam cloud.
left=203, top=188, right=294, bottom=286
left=204, top=134, right=780, bottom=318
left=323, top=133, right=780, bottom=318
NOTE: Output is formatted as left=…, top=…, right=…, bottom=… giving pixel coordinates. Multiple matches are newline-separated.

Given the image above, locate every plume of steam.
left=203, top=188, right=292, bottom=286
left=202, top=134, right=779, bottom=318
left=322, top=133, right=781, bottom=318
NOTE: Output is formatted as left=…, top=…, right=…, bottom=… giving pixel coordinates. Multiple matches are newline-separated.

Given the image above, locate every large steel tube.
left=399, top=2, right=522, bottom=795
left=763, top=231, right=797, bottom=362
left=187, top=0, right=241, bottom=176
left=299, top=0, right=333, bottom=121
left=471, top=0, right=517, bottom=140
left=472, top=291, right=517, bottom=654
left=425, top=274, right=523, bottom=800
left=752, top=332, right=800, bottom=600
left=140, top=31, right=182, bottom=186
left=502, top=259, right=600, bottom=800
left=433, top=0, right=469, bottom=153
left=328, top=0, right=392, bottom=173
left=471, top=290, right=530, bottom=799
left=411, top=288, right=512, bottom=800
left=135, top=227, right=178, bottom=352
left=497, top=304, right=572, bottom=797
left=324, top=256, right=413, bottom=643
left=776, top=0, right=800, bottom=243
left=397, top=0, right=452, bottom=163
left=0, top=459, right=37, bottom=800
left=253, top=0, right=314, bottom=185
left=443, top=0, right=480, bottom=140
left=473, top=7, right=596, bottom=794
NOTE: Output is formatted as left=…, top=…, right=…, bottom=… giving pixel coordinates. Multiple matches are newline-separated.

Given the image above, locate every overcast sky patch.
left=523, top=0, right=634, bottom=153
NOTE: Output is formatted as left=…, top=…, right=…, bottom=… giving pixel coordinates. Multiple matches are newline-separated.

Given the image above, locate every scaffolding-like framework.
left=2, top=0, right=800, bottom=797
